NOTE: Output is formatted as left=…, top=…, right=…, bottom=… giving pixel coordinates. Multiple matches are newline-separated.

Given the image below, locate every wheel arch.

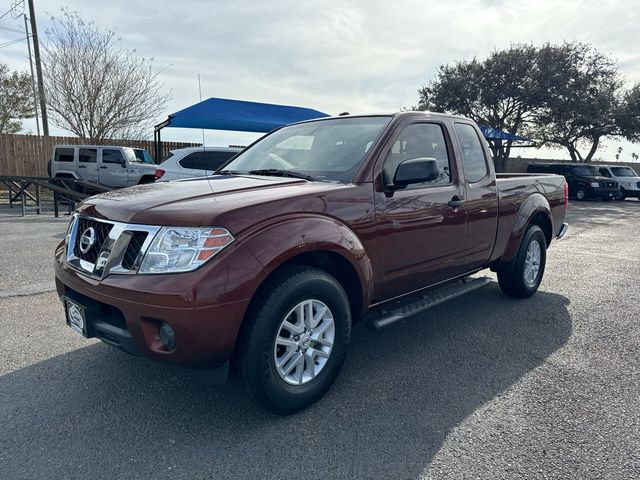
left=496, top=192, right=552, bottom=268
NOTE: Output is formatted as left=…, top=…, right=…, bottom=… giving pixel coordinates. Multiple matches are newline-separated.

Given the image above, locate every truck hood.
left=76, top=174, right=340, bottom=228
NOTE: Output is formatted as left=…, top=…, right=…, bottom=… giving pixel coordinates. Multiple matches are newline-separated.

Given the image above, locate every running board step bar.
left=366, top=276, right=492, bottom=331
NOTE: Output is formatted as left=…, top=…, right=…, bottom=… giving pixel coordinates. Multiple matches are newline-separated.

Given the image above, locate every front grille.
left=121, top=231, right=148, bottom=270
left=73, top=218, right=112, bottom=263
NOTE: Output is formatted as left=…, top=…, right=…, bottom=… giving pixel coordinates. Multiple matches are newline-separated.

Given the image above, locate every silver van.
left=49, top=145, right=157, bottom=187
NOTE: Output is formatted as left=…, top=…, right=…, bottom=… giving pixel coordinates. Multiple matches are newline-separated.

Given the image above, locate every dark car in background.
left=527, top=163, right=618, bottom=201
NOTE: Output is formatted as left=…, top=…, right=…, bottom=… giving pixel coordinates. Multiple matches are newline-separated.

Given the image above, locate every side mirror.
left=392, top=158, right=440, bottom=188
left=120, top=159, right=127, bottom=168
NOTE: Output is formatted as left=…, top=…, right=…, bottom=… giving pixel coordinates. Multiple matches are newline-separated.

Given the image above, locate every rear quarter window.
left=54, top=148, right=74, bottom=162
left=179, top=151, right=237, bottom=170
left=455, top=123, right=488, bottom=183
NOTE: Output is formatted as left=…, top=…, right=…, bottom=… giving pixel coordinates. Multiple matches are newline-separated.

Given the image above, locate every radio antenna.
left=198, top=73, right=206, bottom=149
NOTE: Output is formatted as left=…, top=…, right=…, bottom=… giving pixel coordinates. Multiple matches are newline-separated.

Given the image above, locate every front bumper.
left=591, top=188, right=619, bottom=199
left=54, top=243, right=253, bottom=367
left=556, top=222, right=569, bottom=239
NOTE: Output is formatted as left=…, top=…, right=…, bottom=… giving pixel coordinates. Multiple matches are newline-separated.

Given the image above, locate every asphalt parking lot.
left=1, top=201, right=639, bottom=480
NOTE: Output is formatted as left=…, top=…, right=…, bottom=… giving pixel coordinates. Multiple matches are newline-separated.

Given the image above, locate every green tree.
left=0, top=63, right=34, bottom=134
left=417, top=45, right=539, bottom=171
left=617, top=83, right=640, bottom=143
left=530, top=42, right=625, bottom=163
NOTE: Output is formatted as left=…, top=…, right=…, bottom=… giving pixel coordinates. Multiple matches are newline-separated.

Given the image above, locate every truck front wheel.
left=497, top=225, right=547, bottom=298
left=237, top=266, right=351, bottom=414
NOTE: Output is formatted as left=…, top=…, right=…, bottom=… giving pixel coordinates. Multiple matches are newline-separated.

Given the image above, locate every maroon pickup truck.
left=54, top=112, right=568, bottom=413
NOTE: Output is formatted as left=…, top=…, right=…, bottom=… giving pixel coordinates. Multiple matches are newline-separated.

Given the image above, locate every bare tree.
left=42, top=10, right=169, bottom=141
left=0, top=63, right=34, bottom=134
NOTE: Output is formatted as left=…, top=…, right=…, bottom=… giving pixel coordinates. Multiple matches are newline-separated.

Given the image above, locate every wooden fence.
left=0, top=134, right=200, bottom=177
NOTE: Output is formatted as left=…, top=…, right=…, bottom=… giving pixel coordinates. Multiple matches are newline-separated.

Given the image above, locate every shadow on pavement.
left=1, top=284, right=571, bottom=480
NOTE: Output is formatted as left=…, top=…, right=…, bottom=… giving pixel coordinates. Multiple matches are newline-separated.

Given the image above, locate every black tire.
left=498, top=225, right=547, bottom=298
left=575, top=188, right=587, bottom=200
left=237, top=266, right=351, bottom=414
left=615, top=190, right=626, bottom=201
left=138, top=176, right=155, bottom=185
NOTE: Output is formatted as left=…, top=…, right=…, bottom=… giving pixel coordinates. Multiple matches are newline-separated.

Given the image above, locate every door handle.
left=78, top=165, right=86, bottom=168
left=99, top=166, right=108, bottom=169
left=448, top=197, right=465, bottom=209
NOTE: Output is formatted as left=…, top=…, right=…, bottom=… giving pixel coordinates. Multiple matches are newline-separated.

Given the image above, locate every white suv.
left=597, top=165, right=640, bottom=200
left=49, top=145, right=157, bottom=187
left=155, top=146, right=241, bottom=182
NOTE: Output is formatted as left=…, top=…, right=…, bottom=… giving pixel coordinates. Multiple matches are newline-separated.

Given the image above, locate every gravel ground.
left=0, top=200, right=639, bottom=480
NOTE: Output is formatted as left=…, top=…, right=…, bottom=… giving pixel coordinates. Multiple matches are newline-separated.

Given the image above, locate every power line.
left=0, top=24, right=25, bottom=34
left=0, top=37, right=25, bottom=49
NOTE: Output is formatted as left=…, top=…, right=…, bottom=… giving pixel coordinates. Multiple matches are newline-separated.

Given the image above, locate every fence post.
left=21, top=180, right=26, bottom=216
left=53, top=191, right=59, bottom=218
left=35, top=183, right=41, bottom=214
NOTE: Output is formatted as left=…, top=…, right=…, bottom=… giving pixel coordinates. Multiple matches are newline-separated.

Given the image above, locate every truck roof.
left=291, top=111, right=474, bottom=125
left=53, top=144, right=148, bottom=150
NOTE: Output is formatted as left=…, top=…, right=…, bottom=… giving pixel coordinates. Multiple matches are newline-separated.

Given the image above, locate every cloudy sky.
left=2, top=0, right=640, bottom=160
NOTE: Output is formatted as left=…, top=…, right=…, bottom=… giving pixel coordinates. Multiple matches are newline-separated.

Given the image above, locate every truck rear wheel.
left=237, top=266, right=351, bottom=414
left=498, top=225, right=547, bottom=298
left=575, top=188, right=587, bottom=200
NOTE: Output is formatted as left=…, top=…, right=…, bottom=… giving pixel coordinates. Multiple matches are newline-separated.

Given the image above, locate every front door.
left=373, top=121, right=467, bottom=301
left=98, top=149, right=129, bottom=187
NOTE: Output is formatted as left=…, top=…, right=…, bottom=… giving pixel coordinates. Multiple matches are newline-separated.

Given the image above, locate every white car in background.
left=155, top=146, right=242, bottom=181
left=597, top=165, right=640, bottom=200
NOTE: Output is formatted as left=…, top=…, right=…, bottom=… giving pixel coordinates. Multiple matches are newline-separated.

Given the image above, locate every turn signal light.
left=564, top=181, right=569, bottom=209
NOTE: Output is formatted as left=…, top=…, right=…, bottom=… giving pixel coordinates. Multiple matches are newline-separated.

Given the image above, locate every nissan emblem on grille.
left=79, top=227, right=96, bottom=253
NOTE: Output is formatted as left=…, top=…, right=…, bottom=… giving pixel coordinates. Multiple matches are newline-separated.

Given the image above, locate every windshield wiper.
left=247, top=169, right=315, bottom=181
left=216, top=169, right=243, bottom=175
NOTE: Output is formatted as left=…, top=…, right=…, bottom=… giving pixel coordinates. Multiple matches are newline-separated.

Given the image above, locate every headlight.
left=590, top=182, right=599, bottom=188
left=139, top=227, right=234, bottom=273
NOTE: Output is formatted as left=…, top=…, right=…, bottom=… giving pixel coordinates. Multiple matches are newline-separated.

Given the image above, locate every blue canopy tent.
left=478, top=125, right=529, bottom=142
left=153, top=98, right=329, bottom=160
left=153, top=100, right=534, bottom=161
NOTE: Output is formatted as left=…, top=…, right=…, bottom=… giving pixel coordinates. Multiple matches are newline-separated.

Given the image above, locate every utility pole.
left=27, top=0, right=49, bottom=135
left=23, top=14, right=40, bottom=136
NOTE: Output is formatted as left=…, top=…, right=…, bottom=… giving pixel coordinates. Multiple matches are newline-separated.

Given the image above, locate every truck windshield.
left=610, top=166, right=638, bottom=177
left=220, top=116, right=391, bottom=182
left=569, top=166, right=599, bottom=176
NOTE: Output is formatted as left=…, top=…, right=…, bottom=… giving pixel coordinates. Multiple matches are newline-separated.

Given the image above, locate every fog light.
left=159, top=322, right=176, bottom=350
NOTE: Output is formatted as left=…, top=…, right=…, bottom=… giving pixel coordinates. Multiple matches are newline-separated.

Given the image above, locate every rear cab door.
left=78, top=148, right=99, bottom=182
left=372, top=116, right=468, bottom=300
left=452, top=122, right=499, bottom=270
left=98, top=148, right=129, bottom=187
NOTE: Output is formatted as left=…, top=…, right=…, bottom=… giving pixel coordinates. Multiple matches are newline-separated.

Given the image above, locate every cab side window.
left=103, top=149, right=125, bottom=165
left=455, top=123, right=489, bottom=183
left=79, top=148, right=97, bottom=163
left=54, top=148, right=74, bottom=162
left=382, top=123, right=451, bottom=188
